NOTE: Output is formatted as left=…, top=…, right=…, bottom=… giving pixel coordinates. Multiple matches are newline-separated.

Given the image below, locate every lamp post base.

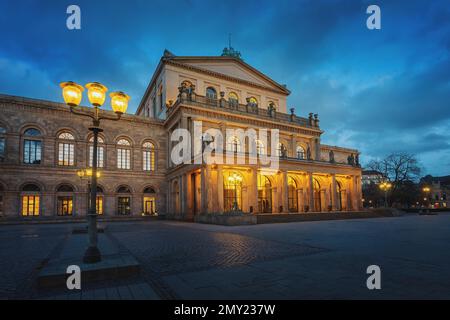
left=83, top=246, right=102, bottom=264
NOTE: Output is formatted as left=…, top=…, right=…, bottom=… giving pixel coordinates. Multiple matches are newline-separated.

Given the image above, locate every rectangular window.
left=22, top=195, right=40, bottom=216
left=143, top=150, right=155, bottom=171
left=143, top=196, right=156, bottom=215
left=97, top=196, right=103, bottom=215
left=0, top=138, right=5, bottom=161
left=89, top=146, right=104, bottom=167
left=88, top=195, right=104, bottom=215
left=23, top=140, right=41, bottom=164
left=57, top=196, right=73, bottom=216
left=58, top=142, right=74, bottom=166
left=118, top=197, right=131, bottom=215
left=117, top=148, right=131, bottom=169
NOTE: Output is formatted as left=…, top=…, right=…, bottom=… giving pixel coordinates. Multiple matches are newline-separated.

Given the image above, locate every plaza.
left=1, top=213, right=449, bottom=299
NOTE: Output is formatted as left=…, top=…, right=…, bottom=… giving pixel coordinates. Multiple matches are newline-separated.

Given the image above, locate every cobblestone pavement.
left=1, top=213, right=450, bottom=299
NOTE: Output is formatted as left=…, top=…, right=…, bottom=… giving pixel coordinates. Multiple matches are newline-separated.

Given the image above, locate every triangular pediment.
left=167, top=56, right=289, bottom=94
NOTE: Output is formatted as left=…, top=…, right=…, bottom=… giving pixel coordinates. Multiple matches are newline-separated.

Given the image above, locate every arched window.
left=288, top=177, right=298, bottom=212
left=255, top=139, right=265, bottom=156
left=57, top=132, right=75, bottom=166
left=56, top=184, right=74, bottom=216
left=23, top=128, right=42, bottom=164
left=21, top=183, right=41, bottom=216
left=0, top=126, right=5, bottom=162
left=258, top=175, right=272, bottom=213
left=224, top=172, right=243, bottom=212
left=143, top=186, right=157, bottom=215
left=248, top=96, right=258, bottom=107
left=206, top=87, right=217, bottom=100
left=228, top=92, right=239, bottom=107
left=89, top=136, right=105, bottom=168
left=296, top=146, right=305, bottom=159
left=117, top=138, right=131, bottom=169
left=142, top=141, right=155, bottom=171
left=227, top=136, right=242, bottom=153
left=94, top=185, right=104, bottom=215
left=117, top=185, right=131, bottom=215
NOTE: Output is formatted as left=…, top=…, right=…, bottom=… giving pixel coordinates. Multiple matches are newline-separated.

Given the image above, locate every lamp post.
left=379, top=181, right=392, bottom=208
left=227, top=173, right=242, bottom=211
left=60, top=81, right=129, bottom=263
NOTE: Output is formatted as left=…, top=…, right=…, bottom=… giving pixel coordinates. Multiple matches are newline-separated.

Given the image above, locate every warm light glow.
left=60, top=81, right=84, bottom=106
left=77, top=168, right=101, bottom=178
left=379, top=181, right=392, bottom=191
left=422, top=187, right=431, bottom=192
left=110, top=91, right=130, bottom=114
left=86, top=82, right=108, bottom=106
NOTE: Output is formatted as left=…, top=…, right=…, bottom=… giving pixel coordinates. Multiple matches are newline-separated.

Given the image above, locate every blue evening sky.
left=0, top=0, right=449, bottom=176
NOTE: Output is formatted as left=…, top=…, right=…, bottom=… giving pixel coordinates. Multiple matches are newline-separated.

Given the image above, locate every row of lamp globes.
left=60, top=81, right=130, bottom=114
left=77, top=168, right=101, bottom=179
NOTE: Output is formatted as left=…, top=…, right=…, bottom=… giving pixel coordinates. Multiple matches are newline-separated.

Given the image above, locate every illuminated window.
left=23, top=128, right=42, bottom=164
left=58, top=132, right=75, bottom=166
left=143, top=187, right=156, bottom=215
left=206, top=87, right=217, bottom=100
left=142, top=141, right=155, bottom=171
left=223, top=172, right=243, bottom=212
left=21, top=184, right=41, bottom=216
left=248, top=96, right=258, bottom=107
left=56, top=184, right=74, bottom=216
left=88, top=136, right=104, bottom=168
left=117, top=139, right=131, bottom=169
left=228, top=92, right=239, bottom=107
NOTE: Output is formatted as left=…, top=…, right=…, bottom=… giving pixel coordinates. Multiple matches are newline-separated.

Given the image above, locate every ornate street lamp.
left=379, top=181, right=392, bottom=208
left=60, top=81, right=129, bottom=263
left=228, top=173, right=243, bottom=211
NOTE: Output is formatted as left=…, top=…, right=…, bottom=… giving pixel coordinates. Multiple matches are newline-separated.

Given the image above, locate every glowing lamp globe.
left=86, top=82, right=108, bottom=107
left=60, top=81, right=84, bottom=106
left=110, top=91, right=130, bottom=114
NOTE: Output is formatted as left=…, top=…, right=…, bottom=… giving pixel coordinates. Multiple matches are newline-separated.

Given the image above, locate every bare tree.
left=366, top=153, right=422, bottom=207
left=367, top=153, right=421, bottom=185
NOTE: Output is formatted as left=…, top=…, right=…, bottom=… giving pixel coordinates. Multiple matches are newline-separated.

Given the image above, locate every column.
left=308, top=172, right=314, bottom=212
left=217, top=166, right=224, bottom=213
left=251, top=168, right=259, bottom=213
left=331, top=174, right=338, bottom=211
left=181, top=174, right=188, bottom=217
left=282, top=171, right=289, bottom=213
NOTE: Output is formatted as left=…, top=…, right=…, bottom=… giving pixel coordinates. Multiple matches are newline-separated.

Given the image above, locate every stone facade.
left=0, top=95, right=167, bottom=218
left=0, top=50, right=363, bottom=220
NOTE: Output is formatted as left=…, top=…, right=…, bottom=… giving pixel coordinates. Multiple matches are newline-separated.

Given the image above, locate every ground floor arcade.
left=167, top=164, right=363, bottom=218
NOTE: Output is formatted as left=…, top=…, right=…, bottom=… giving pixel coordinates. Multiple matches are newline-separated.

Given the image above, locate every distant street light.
left=422, top=186, right=431, bottom=209
left=60, top=81, right=129, bottom=263
left=379, top=181, right=392, bottom=208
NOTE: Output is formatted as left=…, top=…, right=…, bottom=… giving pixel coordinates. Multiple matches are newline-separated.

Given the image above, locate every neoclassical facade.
left=0, top=49, right=362, bottom=219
